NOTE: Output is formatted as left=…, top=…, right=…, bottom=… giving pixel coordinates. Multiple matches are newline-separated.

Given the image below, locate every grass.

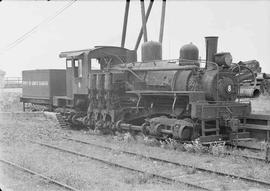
left=0, top=90, right=22, bottom=112
left=2, top=110, right=270, bottom=190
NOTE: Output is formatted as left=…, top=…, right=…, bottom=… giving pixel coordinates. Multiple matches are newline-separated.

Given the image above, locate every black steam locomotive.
left=20, top=1, right=265, bottom=142
left=33, top=36, right=259, bottom=143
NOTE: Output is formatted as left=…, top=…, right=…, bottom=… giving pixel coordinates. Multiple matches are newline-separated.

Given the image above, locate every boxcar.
left=20, top=69, right=66, bottom=111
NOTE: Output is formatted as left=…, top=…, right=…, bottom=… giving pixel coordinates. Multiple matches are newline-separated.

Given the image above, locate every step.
left=203, top=128, right=219, bottom=132
left=199, top=135, right=222, bottom=142
left=232, top=138, right=256, bottom=141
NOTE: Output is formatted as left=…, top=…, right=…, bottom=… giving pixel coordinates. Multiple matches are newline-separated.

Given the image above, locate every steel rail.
left=31, top=140, right=211, bottom=191
left=227, top=143, right=262, bottom=152
left=57, top=117, right=267, bottom=163
left=0, top=158, right=80, bottom=191
left=225, top=144, right=267, bottom=161
left=225, top=152, right=266, bottom=162
left=63, top=136, right=270, bottom=188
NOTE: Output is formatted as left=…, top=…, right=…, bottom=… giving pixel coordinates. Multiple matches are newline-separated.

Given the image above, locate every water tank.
left=180, top=43, right=199, bottom=61
left=141, top=41, right=162, bottom=62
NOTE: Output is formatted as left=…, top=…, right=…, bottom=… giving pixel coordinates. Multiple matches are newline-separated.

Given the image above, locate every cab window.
left=66, top=59, right=72, bottom=68
left=91, top=58, right=101, bottom=70
left=74, top=60, right=79, bottom=78
left=78, top=59, right=83, bottom=77
left=74, top=59, right=83, bottom=78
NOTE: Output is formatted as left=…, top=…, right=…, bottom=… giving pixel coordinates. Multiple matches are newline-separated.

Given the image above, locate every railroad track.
left=56, top=113, right=269, bottom=163
left=55, top=111, right=269, bottom=163
left=226, top=152, right=266, bottom=162
left=31, top=140, right=211, bottom=191
left=226, top=143, right=269, bottom=163
left=31, top=138, right=270, bottom=191
left=225, top=147, right=267, bottom=163
left=0, top=158, right=79, bottom=191
left=62, top=136, right=270, bottom=188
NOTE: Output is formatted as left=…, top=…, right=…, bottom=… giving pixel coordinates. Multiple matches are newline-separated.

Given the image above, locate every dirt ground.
left=0, top=113, right=270, bottom=191
left=1, top=90, right=270, bottom=190
left=0, top=113, right=198, bottom=191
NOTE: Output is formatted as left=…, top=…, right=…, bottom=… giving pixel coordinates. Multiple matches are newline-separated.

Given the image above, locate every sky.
left=0, top=0, right=270, bottom=76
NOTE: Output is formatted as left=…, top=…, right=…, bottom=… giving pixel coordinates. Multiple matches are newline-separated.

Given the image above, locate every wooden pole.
left=159, top=0, right=166, bottom=43
left=121, top=0, right=130, bottom=48
left=140, top=0, right=148, bottom=43
left=134, top=0, right=154, bottom=51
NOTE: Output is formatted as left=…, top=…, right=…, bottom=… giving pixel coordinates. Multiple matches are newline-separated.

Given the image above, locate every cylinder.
left=263, top=73, right=270, bottom=79
left=256, top=73, right=264, bottom=80
left=214, top=52, right=232, bottom=67
left=180, top=43, right=199, bottom=61
left=239, top=87, right=260, bottom=98
left=141, top=41, right=162, bottom=62
left=104, top=72, right=112, bottom=90
left=205, top=36, right=218, bottom=63
left=237, top=72, right=255, bottom=82
left=89, top=73, right=97, bottom=90
left=239, top=60, right=261, bottom=73
left=96, top=73, right=105, bottom=90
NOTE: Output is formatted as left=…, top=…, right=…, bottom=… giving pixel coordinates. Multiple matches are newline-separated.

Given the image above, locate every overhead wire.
left=0, top=0, right=77, bottom=54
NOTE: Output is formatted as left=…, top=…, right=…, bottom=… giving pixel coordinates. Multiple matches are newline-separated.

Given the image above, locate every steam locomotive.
left=40, top=36, right=261, bottom=143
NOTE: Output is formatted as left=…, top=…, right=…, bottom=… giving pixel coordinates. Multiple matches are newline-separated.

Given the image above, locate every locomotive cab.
left=56, top=46, right=134, bottom=115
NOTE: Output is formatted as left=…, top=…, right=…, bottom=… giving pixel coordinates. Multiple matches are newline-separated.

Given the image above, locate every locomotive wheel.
left=141, top=122, right=149, bottom=135
left=67, top=112, right=75, bottom=123
left=181, top=126, right=193, bottom=141
left=95, top=120, right=103, bottom=130
left=114, top=120, right=122, bottom=131
left=173, top=124, right=193, bottom=141
left=88, top=113, right=96, bottom=130
left=71, top=113, right=81, bottom=125
left=153, top=124, right=163, bottom=136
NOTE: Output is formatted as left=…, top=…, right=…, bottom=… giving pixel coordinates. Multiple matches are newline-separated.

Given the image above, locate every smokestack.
left=205, top=36, right=218, bottom=64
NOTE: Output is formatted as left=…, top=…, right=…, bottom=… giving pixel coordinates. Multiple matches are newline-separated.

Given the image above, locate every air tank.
left=179, top=43, right=199, bottom=61
left=141, top=41, right=162, bottom=62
